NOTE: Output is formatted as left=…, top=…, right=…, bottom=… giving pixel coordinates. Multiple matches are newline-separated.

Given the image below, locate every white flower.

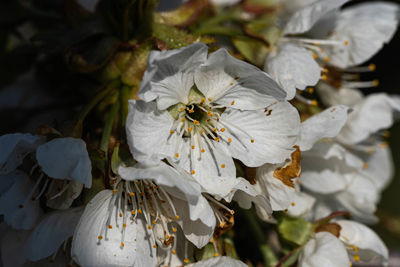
left=299, top=220, right=388, bottom=267
left=264, top=0, right=399, bottom=99
left=127, top=42, right=300, bottom=197
left=72, top=161, right=216, bottom=267
left=188, top=256, right=247, bottom=267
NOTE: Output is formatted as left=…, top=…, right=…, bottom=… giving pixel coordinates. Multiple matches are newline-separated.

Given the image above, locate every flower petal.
left=139, top=43, right=208, bottom=109
left=265, top=44, right=321, bottom=100
left=0, top=171, right=43, bottom=230
left=337, top=94, right=400, bottom=145
left=322, top=2, right=399, bottom=68
left=337, top=220, right=388, bottom=265
left=126, top=100, right=175, bottom=165
left=299, top=232, right=350, bottom=267
left=0, top=133, right=44, bottom=174
left=195, top=48, right=286, bottom=110
left=316, top=82, right=363, bottom=107
left=46, top=180, right=84, bottom=210
left=283, top=0, right=349, bottom=35
left=221, top=102, right=300, bottom=166
left=299, top=105, right=350, bottom=151
left=25, top=207, right=84, bottom=261
left=36, top=138, right=92, bottom=188
left=71, top=190, right=157, bottom=267
left=190, top=256, right=247, bottom=267
left=287, top=191, right=316, bottom=218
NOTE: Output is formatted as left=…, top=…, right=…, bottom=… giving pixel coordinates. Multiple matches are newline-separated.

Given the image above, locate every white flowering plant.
left=0, top=0, right=399, bottom=266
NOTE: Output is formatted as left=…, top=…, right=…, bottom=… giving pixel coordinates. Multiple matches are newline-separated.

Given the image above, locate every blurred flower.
left=188, top=256, right=247, bottom=266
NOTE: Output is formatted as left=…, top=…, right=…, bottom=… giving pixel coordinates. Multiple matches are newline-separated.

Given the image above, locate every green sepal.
left=277, top=215, right=313, bottom=246
left=232, top=36, right=269, bottom=67
left=111, top=143, right=136, bottom=175
left=155, top=0, right=207, bottom=27
left=153, top=23, right=199, bottom=49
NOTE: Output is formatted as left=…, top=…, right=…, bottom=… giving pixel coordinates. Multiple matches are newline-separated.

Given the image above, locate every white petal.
left=337, top=220, right=388, bottom=265
left=287, top=191, right=316, bottom=218
left=265, top=44, right=321, bottom=100
left=335, top=174, right=379, bottom=223
left=0, top=133, right=44, bottom=174
left=301, top=142, right=363, bottom=194
left=210, top=0, right=241, bottom=6
left=221, top=102, right=300, bottom=166
left=0, top=171, right=43, bottom=230
left=139, top=43, right=208, bottom=109
left=195, top=48, right=286, bottom=110
left=71, top=190, right=156, bottom=267
left=189, top=256, right=248, bottom=267
left=36, top=138, right=92, bottom=188
left=1, top=229, right=30, bottom=267
left=25, top=207, right=84, bottom=261
left=256, top=164, right=295, bottom=211
left=323, top=2, right=399, bottom=68
left=118, top=161, right=201, bottom=205
left=316, top=82, right=363, bottom=107
left=298, top=232, right=350, bottom=267
left=173, top=196, right=216, bottom=248
left=126, top=100, right=175, bottom=165
left=337, top=94, right=400, bottom=144
left=299, top=105, right=350, bottom=151
left=283, top=0, right=350, bottom=35
left=46, top=180, right=84, bottom=210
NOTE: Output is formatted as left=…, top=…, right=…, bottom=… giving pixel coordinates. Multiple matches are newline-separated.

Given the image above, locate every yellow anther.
left=153, top=244, right=157, bottom=248
left=191, top=145, right=195, bottom=149
left=119, top=212, right=123, bottom=217
left=373, top=79, right=379, bottom=86
left=312, top=53, right=318, bottom=59
left=291, top=202, right=295, bottom=207
left=344, top=40, right=349, bottom=46
left=380, top=142, right=389, bottom=148
left=369, top=64, right=376, bottom=71
left=353, top=255, right=360, bottom=262
left=123, top=223, right=127, bottom=228
left=231, top=100, right=235, bottom=105
left=98, top=235, right=103, bottom=240
left=170, top=130, right=175, bottom=134
left=175, top=153, right=179, bottom=158
left=230, top=210, right=235, bottom=215
left=165, top=234, right=170, bottom=239
left=228, top=138, right=232, bottom=143
left=113, top=189, right=117, bottom=194
left=209, top=237, right=214, bottom=243
left=324, top=57, right=330, bottom=62
left=322, top=68, right=329, bottom=73
left=129, top=192, right=135, bottom=196
left=121, top=242, right=125, bottom=247
left=200, top=129, right=204, bottom=134
left=194, top=120, right=199, bottom=125
left=221, top=164, right=226, bottom=168
left=175, top=215, right=180, bottom=220
left=187, top=127, right=192, bottom=133
left=214, top=137, right=220, bottom=142
left=213, top=252, right=219, bottom=257
left=147, top=225, right=152, bottom=230
left=311, top=100, right=318, bottom=106
left=284, top=209, right=288, bottom=212
left=250, top=139, right=255, bottom=143
left=208, top=97, right=213, bottom=101
left=201, top=148, right=205, bottom=153
left=201, top=98, right=206, bottom=104
left=108, top=225, right=112, bottom=229
left=308, top=87, right=314, bottom=94
left=188, top=109, right=194, bottom=114
left=152, top=220, right=156, bottom=225
left=181, top=118, right=185, bottom=122
left=138, top=209, right=142, bottom=213
left=191, top=170, right=195, bottom=175
left=172, top=227, right=177, bottom=232
left=179, top=107, right=185, bottom=112
left=131, top=210, right=136, bottom=215
left=213, top=128, right=217, bottom=132
left=184, top=258, right=189, bottom=263
left=322, top=74, right=328, bottom=80
left=220, top=128, right=226, bottom=132
left=362, top=162, right=369, bottom=169
left=172, top=249, right=176, bottom=255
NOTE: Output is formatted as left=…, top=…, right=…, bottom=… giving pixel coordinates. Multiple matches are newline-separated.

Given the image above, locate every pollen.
left=129, top=192, right=135, bottom=196
left=138, top=209, right=142, bottom=213
left=201, top=148, right=205, bottom=153
left=311, top=100, right=318, bottom=106
left=362, top=162, right=369, bottom=169
left=200, top=129, right=204, bottom=134
left=179, top=107, right=185, bottom=112
left=369, top=63, right=376, bottom=71
left=184, top=258, right=189, bottom=263
left=220, top=128, right=226, bottom=132
left=380, top=142, right=389, bottom=148
left=123, top=223, right=127, bottom=228
left=147, top=225, right=152, bottom=230
left=322, top=74, right=327, bottom=80
left=231, top=100, right=235, bottom=105
left=112, top=189, right=117, bottom=194
left=131, top=210, right=136, bottom=215
left=214, top=137, right=220, bottom=142
left=181, top=118, right=185, bottom=122
left=213, top=128, right=217, bottom=132
left=291, top=202, right=295, bottom=207
left=213, top=252, right=219, bottom=257
left=188, top=127, right=192, bottom=133
left=191, top=145, right=195, bottom=149
left=175, top=215, right=180, bottom=220
left=353, top=255, right=360, bottom=262
left=121, top=242, right=125, bottom=248
left=172, top=227, right=177, bottom=232
left=201, top=98, right=206, bottom=104
left=308, top=87, right=314, bottom=94
left=228, top=138, right=232, bottom=143
left=324, top=57, right=330, bottom=62
left=98, top=235, right=103, bottom=240
left=153, top=244, right=157, bottom=248
left=373, top=80, right=379, bottom=86
left=344, top=40, right=349, bottom=45
left=208, top=97, right=213, bottom=101
left=312, top=53, right=318, bottom=59
left=209, top=237, right=214, bottom=243
left=175, top=153, right=179, bottom=158
left=170, top=130, right=175, bottom=134
left=221, top=164, right=226, bottom=168
left=119, top=212, right=123, bottom=217
left=108, top=225, right=112, bottom=229
left=172, top=249, right=176, bottom=255
left=191, top=170, right=195, bottom=175
left=194, top=120, right=199, bottom=125
left=250, top=139, right=255, bottom=143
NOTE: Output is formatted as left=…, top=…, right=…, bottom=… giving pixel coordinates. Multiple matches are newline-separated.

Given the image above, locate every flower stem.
left=242, top=209, right=278, bottom=267
left=100, top=92, right=120, bottom=155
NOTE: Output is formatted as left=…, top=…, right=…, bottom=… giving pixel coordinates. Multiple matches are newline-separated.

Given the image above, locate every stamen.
left=204, top=194, right=235, bottom=215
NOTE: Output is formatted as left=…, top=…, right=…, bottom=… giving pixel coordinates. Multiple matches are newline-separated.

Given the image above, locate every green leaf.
left=153, top=23, right=199, bottom=49
left=278, top=215, right=313, bottom=246
left=232, top=36, right=269, bottom=67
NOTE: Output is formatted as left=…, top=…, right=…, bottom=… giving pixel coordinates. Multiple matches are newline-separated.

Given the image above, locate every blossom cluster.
left=0, top=0, right=399, bottom=266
